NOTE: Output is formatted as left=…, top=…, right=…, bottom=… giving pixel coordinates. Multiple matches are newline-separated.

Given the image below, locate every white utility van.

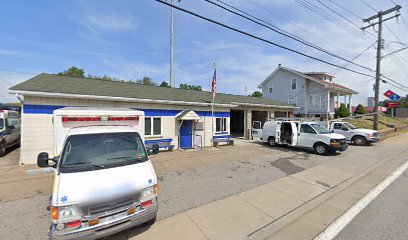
left=329, top=121, right=379, bottom=145
left=0, top=109, right=20, bottom=157
left=253, top=120, right=348, bottom=155
left=37, top=108, right=159, bottom=240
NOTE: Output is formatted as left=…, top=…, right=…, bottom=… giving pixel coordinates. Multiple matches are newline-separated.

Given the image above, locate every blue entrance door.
left=180, top=120, right=193, bottom=149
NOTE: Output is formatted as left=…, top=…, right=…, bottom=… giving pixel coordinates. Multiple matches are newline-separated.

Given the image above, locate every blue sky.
left=1, top=0, right=407, bottom=105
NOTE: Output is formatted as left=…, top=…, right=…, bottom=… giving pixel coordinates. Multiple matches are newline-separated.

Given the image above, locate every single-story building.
left=9, top=73, right=295, bottom=164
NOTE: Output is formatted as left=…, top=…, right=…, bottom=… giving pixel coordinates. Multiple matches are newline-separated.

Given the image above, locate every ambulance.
left=36, top=107, right=159, bottom=240
left=0, top=109, right=20, bottom=157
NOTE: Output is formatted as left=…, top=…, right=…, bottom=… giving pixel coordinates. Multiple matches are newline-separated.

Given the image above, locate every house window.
left=216, top=117, right=227, bottom=132
left=288, top=97, right=297, bottom=106
left=291, top=78, right=297, bottom=90
left=309, top=95, right=326, bottom=109
left=145, top=117, right=162, bottom=136
left=320, top=95, right=326, bottom=109
left=268, top=82, right=273, bottom=94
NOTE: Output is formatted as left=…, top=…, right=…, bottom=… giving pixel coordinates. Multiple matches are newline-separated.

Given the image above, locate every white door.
left=290, top=122, right=298, bottom=146
left=297, top=123, right=317, bottom=148
left=332, top=123, right=351, bottom=140
left=252, top=121, right=262, bottom=140
left=276, top=122, right=282, bottom=143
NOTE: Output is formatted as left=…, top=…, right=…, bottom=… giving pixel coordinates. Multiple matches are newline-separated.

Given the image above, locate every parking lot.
left=0, top=134, right=407, bottom=240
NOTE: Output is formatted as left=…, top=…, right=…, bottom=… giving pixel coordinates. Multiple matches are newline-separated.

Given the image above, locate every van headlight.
left=139, top=184, right=158, bottom=202
left=53, top=206, right=82, bottom=222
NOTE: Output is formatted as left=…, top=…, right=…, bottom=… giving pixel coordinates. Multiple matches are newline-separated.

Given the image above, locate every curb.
left=314, top=158, right=408, bottom=240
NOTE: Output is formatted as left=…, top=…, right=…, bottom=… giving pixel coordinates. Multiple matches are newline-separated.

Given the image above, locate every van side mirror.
left=37, top=152, right=57, bottom=168
left=152, top=144, right=159, bottom=155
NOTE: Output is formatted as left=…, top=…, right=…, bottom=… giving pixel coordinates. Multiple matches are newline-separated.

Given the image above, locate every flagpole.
left=211, top=63, right=215, bottom=149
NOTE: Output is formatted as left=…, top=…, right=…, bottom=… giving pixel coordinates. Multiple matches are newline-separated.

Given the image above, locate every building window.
left=320, top=95, right=326, bottom=109
left=288, top=97, right=297, bottom=106
left=268, top=82, right=273, bottom=94
left=145, top=117, right=162, bottom=136
left=291, top=78, right=297, bottom=90
left=309, top=95, right=327, bottom=109
left=216, top=117, right=227, bottom=132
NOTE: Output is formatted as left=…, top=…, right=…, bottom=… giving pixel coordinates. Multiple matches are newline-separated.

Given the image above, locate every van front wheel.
left=144, top=216, right=157, bottom=226
left=0, top=142, right=6, bottom=157
left=268, top=137, right=276, bottom=147
left=314, top=143, right=328, bottom=155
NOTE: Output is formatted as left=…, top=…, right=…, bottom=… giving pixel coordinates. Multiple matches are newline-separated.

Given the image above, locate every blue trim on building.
left=22, top=104, right=230, bottom=117
left=24, top=104, right=64, bottom=114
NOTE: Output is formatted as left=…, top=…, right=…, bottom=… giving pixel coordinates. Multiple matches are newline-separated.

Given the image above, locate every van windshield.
left=311, top=124, right=331, bottom=134
left=0, top=119, right=4, bottom=130
left=60, top=132, right=148, bottom=173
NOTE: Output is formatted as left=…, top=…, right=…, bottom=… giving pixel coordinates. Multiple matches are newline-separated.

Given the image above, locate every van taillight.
left=62, top=116, right=139, bottom=122
left=62, top=117, right=101, bottom=122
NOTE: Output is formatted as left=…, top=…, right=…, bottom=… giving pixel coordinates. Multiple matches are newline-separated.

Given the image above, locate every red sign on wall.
left=386, top=102, right=399, bottom=108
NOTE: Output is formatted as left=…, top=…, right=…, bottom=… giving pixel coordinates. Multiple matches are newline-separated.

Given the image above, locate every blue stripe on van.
left=23, top=104, right=230, bottom=117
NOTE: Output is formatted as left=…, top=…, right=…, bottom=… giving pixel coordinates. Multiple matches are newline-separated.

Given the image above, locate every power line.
left=245, top=0, right=354, bottom=58
left=381, top=74, right=408, bottom=90
left=294, top=0, right=376, bottom=42
left=154, top=0, right=375, bottom=78
left=327, top=0, right=362, bottom=19
left=316, top=0, right=364, bottom=32
left=360, top=0, right=377, bottom=12
left=204, top=0, right=372, bottom=71
left=331, top=41, right=376, bottom=75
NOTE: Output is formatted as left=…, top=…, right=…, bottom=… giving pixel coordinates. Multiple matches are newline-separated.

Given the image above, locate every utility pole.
left=170, top=0, right=175, bottom=88
left=361, top=5, right=401, bottom=130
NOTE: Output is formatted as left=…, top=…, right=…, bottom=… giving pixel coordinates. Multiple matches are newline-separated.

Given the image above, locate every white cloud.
left=0, top=71, right=33, bottom=103
left=0, top=49, right=20, bottom=56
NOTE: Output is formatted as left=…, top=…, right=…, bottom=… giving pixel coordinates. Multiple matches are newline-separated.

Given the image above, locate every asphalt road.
left=335, top=169, right=408, bottom=240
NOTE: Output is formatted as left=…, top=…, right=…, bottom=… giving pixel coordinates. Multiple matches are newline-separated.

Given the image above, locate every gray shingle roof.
left=9, top=74, right=293, bottom=108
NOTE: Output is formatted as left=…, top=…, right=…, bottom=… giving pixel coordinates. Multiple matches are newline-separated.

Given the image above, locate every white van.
left=36, top=108, right=159, bottom=240
left=253, top=120, right=348, bottom=155
left=0, top=109, right=20, bottom=157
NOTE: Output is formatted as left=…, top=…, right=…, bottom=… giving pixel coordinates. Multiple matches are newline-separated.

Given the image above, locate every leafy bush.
left=337, top=103, right=351, bottom=117
left=354, top=104, right=367, bottom=114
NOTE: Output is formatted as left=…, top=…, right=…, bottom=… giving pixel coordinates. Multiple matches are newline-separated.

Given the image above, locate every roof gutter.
left=230, top=102, right=298, bottom=109
left=8, top=90, right=238, bottom=108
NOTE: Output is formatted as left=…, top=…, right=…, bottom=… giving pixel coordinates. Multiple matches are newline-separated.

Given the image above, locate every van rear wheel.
left=268, top=137, right=276, bottom=147
left=314, top=143, right=328, bottom=155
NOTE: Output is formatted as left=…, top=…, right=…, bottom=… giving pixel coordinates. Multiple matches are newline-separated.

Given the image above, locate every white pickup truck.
left=329, top=121, right=379, bottom=146
left=36, top=107, right=159, bottom=240
left=0, top=109, right=20, bottom=157
left=253, top=120, right=348, bottom=155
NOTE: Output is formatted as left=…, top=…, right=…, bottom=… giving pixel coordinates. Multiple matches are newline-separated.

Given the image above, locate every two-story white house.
left=258, top=65, right=358, bottom=118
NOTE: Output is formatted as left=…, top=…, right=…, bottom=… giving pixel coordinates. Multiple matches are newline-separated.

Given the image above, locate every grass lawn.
left=344, top=115, right=408, bottom=130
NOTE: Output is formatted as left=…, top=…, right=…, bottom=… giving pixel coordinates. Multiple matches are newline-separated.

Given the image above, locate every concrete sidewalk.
left=126, top=134, right=408, bottom=240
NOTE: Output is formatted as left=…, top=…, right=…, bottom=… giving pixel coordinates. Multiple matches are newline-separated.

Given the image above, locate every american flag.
left=212, top=68, right=216, bottom=98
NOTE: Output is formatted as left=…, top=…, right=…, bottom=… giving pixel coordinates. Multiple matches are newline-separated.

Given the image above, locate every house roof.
left=258, top=66, right=358, bottom=94
left=9, top=73, right=294, bottom=109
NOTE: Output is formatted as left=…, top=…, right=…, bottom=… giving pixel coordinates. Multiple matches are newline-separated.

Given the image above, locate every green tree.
left=58, top=66, right=86, bottom=78
left=354, top=104, right=367, bottom=114
left=249, top=91, right=263, bottom=98
left=179, top=83, right=202, bottom=91
left=136, top=77, right=157, bottom=86
left=160, top=81, right=171, bottom=88
left=337, top=103, right=351, bottom=117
